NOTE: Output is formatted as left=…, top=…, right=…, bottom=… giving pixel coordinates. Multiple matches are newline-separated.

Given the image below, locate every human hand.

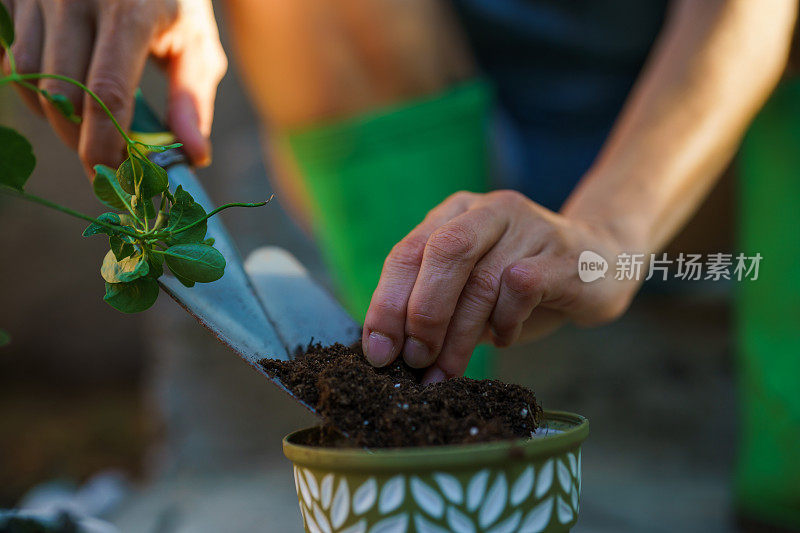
left=0, top=0, right=226, bottom=174
left=362, top=190, right=637, bottom=383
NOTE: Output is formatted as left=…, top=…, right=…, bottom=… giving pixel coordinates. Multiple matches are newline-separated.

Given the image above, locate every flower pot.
left=283, top=410, right=589, bottom=533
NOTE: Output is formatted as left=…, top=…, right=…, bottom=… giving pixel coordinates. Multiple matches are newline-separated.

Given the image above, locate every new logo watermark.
left=578, top=252, right=762, bottom=282
left=578, top=251, right=608, bottom=282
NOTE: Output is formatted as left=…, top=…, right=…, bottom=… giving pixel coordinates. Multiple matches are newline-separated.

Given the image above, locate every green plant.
left=0, top=4, right=267, bottom=313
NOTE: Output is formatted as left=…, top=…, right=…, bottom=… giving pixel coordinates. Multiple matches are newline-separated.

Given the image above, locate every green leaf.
left=0, top=2, right=13, bottom=48
left=165, top=185, right=207, bottom=244
left=82, top=212, right=122, bottom=237
left=0, top=329, right=10, bottom=347
left=133, top=196, right=156, bottom=220
left=101, top=250, right=150, bottom=283
left=103, top=278, right=159, bottom=313
left=171, top=272, right=195, bottom=288
left=110, top=235, right=135, bottom=261
left=146, top=253, right=164, bottom=279
left=0, top=126, right=36, bottom=192
left=138, top=142, right=183, bottom=153
left=203, top=237, right=215, bottom=246
left=40, top=91, right=81, bottom=123
left=163, top=243, right=225, bottom=283
left=93, top=164, right=133, bottom=212
left=117, top=155, right=168, bottom=198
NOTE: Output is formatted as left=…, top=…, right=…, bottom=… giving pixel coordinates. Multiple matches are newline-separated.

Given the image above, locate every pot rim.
left=283, top=410, right=588, bottom=473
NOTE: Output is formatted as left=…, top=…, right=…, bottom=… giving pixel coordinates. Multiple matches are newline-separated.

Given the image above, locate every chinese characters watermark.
left=579, top=252, right=762, bottom=282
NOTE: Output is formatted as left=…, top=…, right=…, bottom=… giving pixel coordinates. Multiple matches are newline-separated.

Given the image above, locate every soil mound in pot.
left=259, top=343, right=543, bottom=448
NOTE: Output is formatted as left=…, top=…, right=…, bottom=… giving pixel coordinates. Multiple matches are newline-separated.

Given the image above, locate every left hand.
left=362, top=190, right=637, bottom=383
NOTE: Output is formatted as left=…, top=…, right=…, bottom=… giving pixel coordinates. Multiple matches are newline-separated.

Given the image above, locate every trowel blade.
left=244, top=247, right=362, bottom=355
left=156, top=161, right=291, bottom=366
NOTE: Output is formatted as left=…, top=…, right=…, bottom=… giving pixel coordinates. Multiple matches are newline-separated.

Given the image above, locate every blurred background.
left=0, top=1, right=797, bottom=532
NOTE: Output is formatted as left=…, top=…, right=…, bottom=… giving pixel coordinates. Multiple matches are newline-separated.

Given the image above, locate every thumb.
left=166, top=42, right=227, bottom=168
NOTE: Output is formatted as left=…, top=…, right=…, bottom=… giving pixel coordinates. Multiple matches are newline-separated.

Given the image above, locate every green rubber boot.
left=735, top=77, right=800, bottom=529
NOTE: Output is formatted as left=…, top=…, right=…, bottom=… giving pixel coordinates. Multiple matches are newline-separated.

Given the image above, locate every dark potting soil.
left=259, top=343, right=543, bottom=448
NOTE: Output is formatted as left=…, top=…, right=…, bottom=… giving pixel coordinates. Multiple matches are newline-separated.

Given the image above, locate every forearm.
left=563, top=0, right=796, bottom=255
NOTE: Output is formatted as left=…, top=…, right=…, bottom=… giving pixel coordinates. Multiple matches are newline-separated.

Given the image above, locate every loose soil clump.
left=259, top=343, right=543, bottom=448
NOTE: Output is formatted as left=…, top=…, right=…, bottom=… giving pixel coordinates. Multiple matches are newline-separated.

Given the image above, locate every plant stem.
left=1, top=187, right=142, bottom=240
left=3, top=73, right=133, bottom=144
left=154, top=197, right=273, bottom=239
left=4, top=45, right=16, bottom=73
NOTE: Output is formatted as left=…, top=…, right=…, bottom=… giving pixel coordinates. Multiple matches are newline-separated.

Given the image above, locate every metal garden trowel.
left=131, top=94, right=360, bottom=413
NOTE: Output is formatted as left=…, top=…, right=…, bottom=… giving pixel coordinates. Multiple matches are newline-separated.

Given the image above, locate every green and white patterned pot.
left=283, top=410, right=589, bottom=533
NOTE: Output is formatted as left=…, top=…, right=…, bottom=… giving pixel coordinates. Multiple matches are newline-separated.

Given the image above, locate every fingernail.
left=422, top=366, right=447, bottom=386
left=403, top=337, right=431, bottom=368
left=365, top=332, right=395, bottom=367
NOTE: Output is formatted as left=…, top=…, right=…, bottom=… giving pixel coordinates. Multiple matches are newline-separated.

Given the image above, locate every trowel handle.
left=130, top=90, right=191, bottom=170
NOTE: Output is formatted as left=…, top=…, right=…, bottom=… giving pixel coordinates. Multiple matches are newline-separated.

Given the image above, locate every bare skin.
left=0, top=0, right=226, bottom=173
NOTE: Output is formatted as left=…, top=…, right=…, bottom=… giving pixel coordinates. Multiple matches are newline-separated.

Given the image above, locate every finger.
left=432, top=248, right=512, bottom=378
left=403, top=206, right=508, bottom=369
left=79, top=8, right=152, bottom=174
left=362, top=193, right=477, bottom=367
left=4, top=0, right=44, bottom=115
left=38, top=1, right=93, bottom=149
left=162, top=3, right=227, bottom=167
left=489, top=259, right=545, bottom=348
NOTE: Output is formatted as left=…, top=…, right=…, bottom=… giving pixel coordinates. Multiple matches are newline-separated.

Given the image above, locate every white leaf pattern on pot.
left=557, top=459, right=571, bottom=493
left=368, top=513, right=409, bottom=533
left=556, top=495, right=573, bottom=524
left=466, top=469, right=490, bottom=512
left=568, top=452, right=577, bottom=478
left=570, top=482, right=579, bottom=513
left=331, top=479, right=350, bottom=529
left=486, top=510, right=521, bottom=533
left=312, top=502, right=332, bottom=533
left=446, top=506, right=475, bottom=533
left=413, top=513, right=450, bottom=533
left=378, top=476, right=405, bottom=514
left=353, top=479, right=378, bottom=516
left=340, top=520, right=367, bottom=533
left=298, top=468, right=312, bottom=507
left=410, top=477, right=444, bottom=518
left=303, top=504, right=323, bottom=533
left=479, top=473, right=507, bottom=529
left=294, top=467, right=300, bottom=494
left=304, top=469, right=320, bottom=500
left=578, top=449, right=582, bottom=492
left=321, top=474, right=334, bottom=510
left=535, top=460, right=554, bottom=499
left=433, top=473, right=463, bottom=505
left=510, top=466, right=534, bottom=506
left=519, top=497, right=553, bottom=533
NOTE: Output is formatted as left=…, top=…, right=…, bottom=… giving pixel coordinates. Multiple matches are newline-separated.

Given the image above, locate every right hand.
left=0, top=0, right=227, bottom=174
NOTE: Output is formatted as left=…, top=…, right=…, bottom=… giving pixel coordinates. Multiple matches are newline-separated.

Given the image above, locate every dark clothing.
left=451, top=0, right=669, bottom=209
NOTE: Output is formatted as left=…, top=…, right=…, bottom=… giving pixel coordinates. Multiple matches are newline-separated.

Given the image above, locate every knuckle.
left=88, top=75, right=130, bottom=115
left=10, top=48, right=37, bottom=75
left=406, top=306, right=449, bottom=335
left=427, top=224, right=478, bottom=263
left=213, top=48, right=228, bottom=79
left=386, top=237, right=425, bottom=271
left=488, top=189, right=525, bottom=205
left=370, top=298, right=405, bottom=320
left=504, top=263, right=539, bottom=298
left=465, top=268, right=501, bottom=302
